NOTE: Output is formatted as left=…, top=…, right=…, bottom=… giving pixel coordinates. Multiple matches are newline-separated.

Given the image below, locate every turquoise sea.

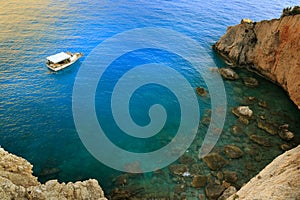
left=1, top=0, right=300, bottom=199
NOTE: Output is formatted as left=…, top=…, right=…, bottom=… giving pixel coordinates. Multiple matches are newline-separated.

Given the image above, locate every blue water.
left=1, top=0, right=300, bottom=199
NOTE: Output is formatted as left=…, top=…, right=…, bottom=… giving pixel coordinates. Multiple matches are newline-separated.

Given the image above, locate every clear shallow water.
left=1, top=0, right=300, bottom=199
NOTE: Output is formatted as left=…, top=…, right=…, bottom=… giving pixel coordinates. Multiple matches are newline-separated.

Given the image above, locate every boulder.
left=205, top=183, right=226, bottom=200
left=196, top=87, right=208, bottom=96
left=257, top=121, right=277, bottom=135
left=242, top=77, right=259, bottom=87
left=232, top=106, right=253, bottom=118
left=224, top=145, right=244, bottom=159
left=191, top=175, right=207, bottom=188
left=224, top=171, right=238, bottom=183
left=168, top=164, right=189, bottom=176
left=218, top=68, right=239, bottom=80
left=203, top=153, right=227, bottom=171
left=250, top=134, right=271, bottom=147
left=218, top=186, right=237, bottom=200
left=278, top=130, right=294, bottom=141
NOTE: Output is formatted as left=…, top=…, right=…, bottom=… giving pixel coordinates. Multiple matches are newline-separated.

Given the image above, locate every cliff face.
left=227, top=144, right=300, bottom=200
left=0, top=147, right=107, bottom=200
left=214, top=15, right=300, bottom=109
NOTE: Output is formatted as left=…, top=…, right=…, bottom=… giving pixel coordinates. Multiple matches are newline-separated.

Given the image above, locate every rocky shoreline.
left=213, top=13, right=300, bottom=109
left=1, top=9, right=299, bottom=200
left=213, top=9, right=300, bottom=200
left=0, top=147, right=107, bottom=199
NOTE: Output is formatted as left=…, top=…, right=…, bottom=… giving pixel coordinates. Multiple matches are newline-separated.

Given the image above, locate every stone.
left=257, top=121, right=277, bottom=135
left=232, top=106, right=253, bottom=119
left=231, top=125, right=242, bottom=135
left=279, top=130, right=294, bottom=141
left=236, top=106, right=253, bottom=117
left=196, top=87, right=208, bottom=96
left=218, top=68, right=239, bottom=80
left=258, top=100, right=268, bottom=108
left=238, top=117, right=249, bottom=125
left=203, top=153, right=227, bottom=171
left=242, top=77, right=259, bottom=87
left=278, top=125, right=295, bottom=141
left=218, top=186, right=237, bottom=200
left=280, top=143, right=293, bottom=151
left=205, top=183, right=226, bottom=200
left=224, top=171, right=238, bottom=183
left=224, top=145, right=244, bottom=159
left=217, top=171, right=223, bottom=180
left=168, top=164, right=189, bottom=176
left=191, top=175, right=207, bottom=188
left=179, top=154, right=195, bottom=165
left=249, top=134, right=271, bottom=147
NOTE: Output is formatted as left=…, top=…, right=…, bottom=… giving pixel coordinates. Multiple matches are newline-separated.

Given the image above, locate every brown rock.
left=278, top=130, right=294, bottom=141
left=257, top=121, right=278, bottom=135
left=218, top=186, right=237, bottom=200
left=224, top=145, right=244, bottom=159
left=196, top=87, right=208, bottom=96
left=205, top=183, right=226, bottom=200
left=213, top=15, right=300, bottom=109
left=249, top=134, right=271, bottom=147
left=168, top=164, right=189, bottom=176
left=280, top=143, right=293, bottom=151
left=191, top=175, right=207, bottom=188
left=218, top=68, right=239, bottom=80
left=242, top=77, right=259, bottom=87
left=224, top=171, right=238, bottom=183
left=203, top=153, right=227, bottom=171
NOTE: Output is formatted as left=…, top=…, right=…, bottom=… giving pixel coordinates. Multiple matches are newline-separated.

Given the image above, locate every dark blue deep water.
left=1, top=1, right=300, bottom=199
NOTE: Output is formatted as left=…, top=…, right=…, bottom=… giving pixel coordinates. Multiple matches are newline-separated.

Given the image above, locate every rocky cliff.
left=0, top=147, right=107, bottom=200
left=227, top=144, right=300, bottom=200
left=213, top=14, right=300, bottom=109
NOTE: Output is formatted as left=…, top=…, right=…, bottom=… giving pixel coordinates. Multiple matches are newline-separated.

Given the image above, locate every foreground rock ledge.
left=227, top=145, right=300, bottom=200
left=0, top=147, right=107, bottom=200
left=214, top=14, right=300, bottom=109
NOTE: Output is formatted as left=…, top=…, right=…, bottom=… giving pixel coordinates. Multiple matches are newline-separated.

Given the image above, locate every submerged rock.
left=278, top=124, right=295, bottom=141
left=242, top=77, right=259, bottom=87
left=168, top=164, right=189, bottom=176
left=218, top=68, right=239, bottom=80
left=232, top=106, right=253, bottom=125
left=280, top=143, right=293, bottom=151
left=203, top=153, right=227, bottom=171
left=257, top=121, right=277, bottom=135
left=196, top=87, right=208, bottom=96
left=232, top=106, right=253, bottom=118
left=258, top=100, right=268, bottom=108
left=191, top=175, right=207, bottom=188
left=224, top=171, right=238, bottom=183
left=218, top=186, right=237, bottom=200
left=224, top=145, right=244, bottom=159
left=278, top=130, right=294, bottom=141
left=205, top=183, right=226, bottom=200
left=250, top=134, right=271, bottom=147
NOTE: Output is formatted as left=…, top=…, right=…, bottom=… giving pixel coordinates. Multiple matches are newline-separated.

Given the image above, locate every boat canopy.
left=47, top=52, right=71, bottom=64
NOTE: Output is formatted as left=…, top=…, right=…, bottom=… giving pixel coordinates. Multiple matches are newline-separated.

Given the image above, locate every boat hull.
left=47, top=53, right=83, bottom=71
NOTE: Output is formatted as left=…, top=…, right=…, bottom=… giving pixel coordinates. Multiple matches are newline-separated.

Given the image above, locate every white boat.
left=46, top=52, right=83, bottom=71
